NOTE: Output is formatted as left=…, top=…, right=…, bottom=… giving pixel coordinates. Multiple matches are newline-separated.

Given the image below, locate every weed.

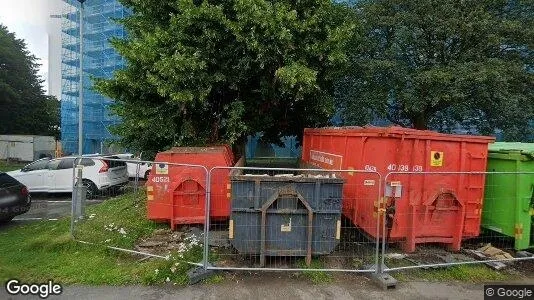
left=296, top=259, right=333, bottom=284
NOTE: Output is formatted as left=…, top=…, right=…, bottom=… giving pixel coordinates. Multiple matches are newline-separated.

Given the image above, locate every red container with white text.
left=147, top=146, right=234, bottom=229
left=302, top=126, right=494, bottom=252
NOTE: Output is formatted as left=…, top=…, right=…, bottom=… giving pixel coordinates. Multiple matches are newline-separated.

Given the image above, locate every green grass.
left=296, top=259, right=333, bottom=284
left=0, top=160, right=25, bottom=172
left=385, top=258, right=510, bottom=282
left=74, top=191, right=163, bottom=249
left=202, top=274, right=225, bottom=284
left=0, top=192, right=203, bottom=285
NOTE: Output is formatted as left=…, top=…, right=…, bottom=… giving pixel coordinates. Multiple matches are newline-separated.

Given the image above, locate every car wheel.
left=0, top=216, right=14, bottom=224
left=82, top=180, right=98, bottom=199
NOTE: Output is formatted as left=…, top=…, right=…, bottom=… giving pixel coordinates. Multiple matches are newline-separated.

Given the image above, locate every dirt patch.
left=135, top=226, right=203, bottom=256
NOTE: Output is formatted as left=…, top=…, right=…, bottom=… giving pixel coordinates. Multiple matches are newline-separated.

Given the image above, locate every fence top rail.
left=209, top=165, right=381, bottom=176
left=385, top=171, right=534, bottom=177
left=384, top=256, right=534, bottom=272
left=71, top=156, right=209, bottom=172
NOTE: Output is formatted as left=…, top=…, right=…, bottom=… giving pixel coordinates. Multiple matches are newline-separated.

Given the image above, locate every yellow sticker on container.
left=430, top=151, right=444, bottom=167
left=155, top=163, right=169, bottom=175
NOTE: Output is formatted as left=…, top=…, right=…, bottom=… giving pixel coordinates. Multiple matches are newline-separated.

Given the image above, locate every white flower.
left=155, top=269, right=159, bottom=274
left=88, top=214, right=96, bottom=219
left=170, top=267, right=176, bottom=273
left=104, top=239, right=111, bottom=243
left=118, top=228, right=127, bottom=235
left=165, top=277, right=170, bottom=282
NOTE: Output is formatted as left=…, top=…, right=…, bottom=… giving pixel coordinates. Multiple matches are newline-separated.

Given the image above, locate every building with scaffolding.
left=60, top=0, right=127, bottom=155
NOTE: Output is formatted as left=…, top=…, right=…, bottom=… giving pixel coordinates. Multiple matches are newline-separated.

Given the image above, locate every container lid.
left=164, top=146, right=229, bottom=154
left=160, top=145, right=234, bottom=165
left=489, top=142, right=534, bottom=156
left=304, top=126, right=495, bottom=143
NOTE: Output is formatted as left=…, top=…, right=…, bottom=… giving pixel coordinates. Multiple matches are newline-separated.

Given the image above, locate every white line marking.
left=32, top=200, right=102, bottom=203
left=13, top=217, right=60, bottom=221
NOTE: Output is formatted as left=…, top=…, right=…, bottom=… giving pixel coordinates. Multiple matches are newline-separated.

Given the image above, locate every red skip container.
left=147, top=146, right=234, bottom=229
left=302, top=126, right=495, bottom=252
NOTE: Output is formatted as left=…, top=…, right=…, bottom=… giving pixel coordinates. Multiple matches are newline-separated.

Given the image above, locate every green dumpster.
left=482, top=142, right=534, bottom=250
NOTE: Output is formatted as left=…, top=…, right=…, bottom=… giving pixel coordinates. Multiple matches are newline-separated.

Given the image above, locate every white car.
left=7, top=156, right=129, bottom=198
left=115, top=154, right=152, bottom=179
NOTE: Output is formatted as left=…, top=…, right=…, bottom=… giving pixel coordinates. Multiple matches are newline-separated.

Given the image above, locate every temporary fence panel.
left=302, top=126, right=494, bottom=252
left=70, top=157, right=208, bottom=267
left=207, top=166, right=382, bottom=272
left=381, top=172, right=534, bottom=274
left=230, top=172, right=343, bottom=266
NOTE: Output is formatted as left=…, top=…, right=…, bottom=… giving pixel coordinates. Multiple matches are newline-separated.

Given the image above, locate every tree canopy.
left=338, top=0, right=533, bottom=141
left=96, top=0, right=355, bottom=155
left=0, top=25, right=59, bottom=137
left=98, top=0, right=533, bottom=153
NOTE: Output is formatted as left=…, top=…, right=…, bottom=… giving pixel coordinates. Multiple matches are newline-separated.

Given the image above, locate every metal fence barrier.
left=206, top=166, right=382, bottom=273
left=67, top=159, right=534, bottom=284
left=380, top=171, right=534, bottom=275
left=70, top=157, right=208, bottom=266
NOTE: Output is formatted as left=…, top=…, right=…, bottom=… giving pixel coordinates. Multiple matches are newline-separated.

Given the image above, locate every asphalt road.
left=1, top=180, right=143, bottom=230
left=0, top=193, right=103, bottom=230
left=3, top=277, right=531, bottom=300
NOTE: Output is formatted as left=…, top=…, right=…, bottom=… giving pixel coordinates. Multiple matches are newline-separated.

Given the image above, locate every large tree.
left=338, top=0, right=533, bottom=141
left=0, top=25, right=59, bottom=137
left=96, top=0, right=355, bottom=156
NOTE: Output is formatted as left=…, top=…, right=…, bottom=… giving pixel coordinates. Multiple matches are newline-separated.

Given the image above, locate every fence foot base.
left=366, top=264, right=397, bottom=290
left=187, top=264, right=215, bottom=285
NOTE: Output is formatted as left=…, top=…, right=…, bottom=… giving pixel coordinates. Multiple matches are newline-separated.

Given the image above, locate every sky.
left=0, top=0, right=63, bottom=95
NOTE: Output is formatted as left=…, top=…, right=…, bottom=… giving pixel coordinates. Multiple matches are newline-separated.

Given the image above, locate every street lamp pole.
left=77, top=0, right=86, bottom=155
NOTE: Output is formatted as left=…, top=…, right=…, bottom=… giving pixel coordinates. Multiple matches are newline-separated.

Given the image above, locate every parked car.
left=0, top=172, right=31, bottom=223
left=115, top=153, right=152, bottom=179
left=7, top=156, right=128, bottom=198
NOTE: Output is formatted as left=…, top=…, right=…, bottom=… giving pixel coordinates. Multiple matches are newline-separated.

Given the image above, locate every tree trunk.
left=412, top=114, right=428, bottom=130
left=232, top=135, right=247, bottom=162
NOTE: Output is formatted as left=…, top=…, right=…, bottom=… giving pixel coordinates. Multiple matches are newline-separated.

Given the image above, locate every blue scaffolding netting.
left=61, top=0, right=128, bottom=155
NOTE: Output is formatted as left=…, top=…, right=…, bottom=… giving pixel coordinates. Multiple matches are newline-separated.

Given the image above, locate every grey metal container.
left=229, top=174, right=344, bottom=266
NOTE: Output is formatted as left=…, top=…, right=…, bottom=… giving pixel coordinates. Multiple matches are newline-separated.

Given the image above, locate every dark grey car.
left=0, top=172, right=31, bottom=223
